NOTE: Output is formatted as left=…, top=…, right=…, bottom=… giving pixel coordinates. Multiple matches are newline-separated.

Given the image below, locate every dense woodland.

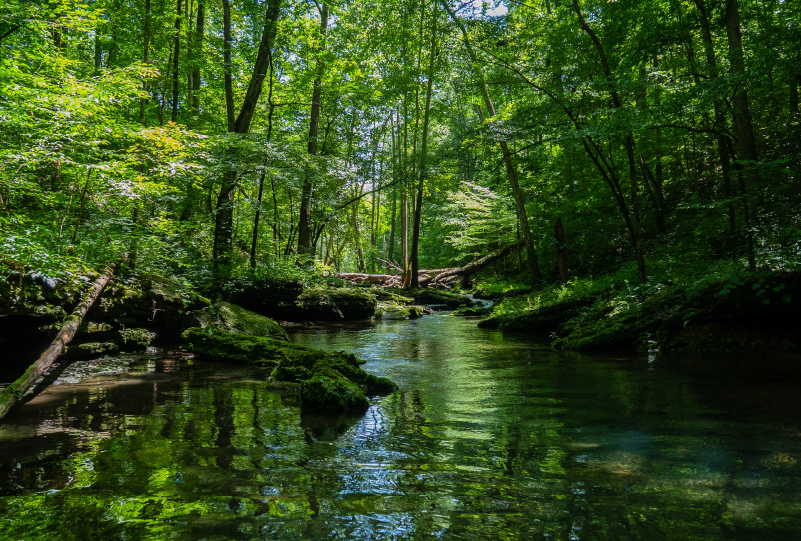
left=1, top=0, right=799, bottom=292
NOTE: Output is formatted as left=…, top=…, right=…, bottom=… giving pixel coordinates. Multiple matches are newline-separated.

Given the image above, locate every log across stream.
left=2, top=314, right=801, bottom=539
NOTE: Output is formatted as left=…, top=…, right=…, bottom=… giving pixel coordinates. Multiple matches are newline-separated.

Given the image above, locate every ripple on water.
left=1, top=315, right=801, bottom=540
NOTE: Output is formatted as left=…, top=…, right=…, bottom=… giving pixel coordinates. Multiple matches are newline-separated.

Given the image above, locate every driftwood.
left=0, top=257, right=123, bottom=421
left=336, top=241, right=524, bottom=288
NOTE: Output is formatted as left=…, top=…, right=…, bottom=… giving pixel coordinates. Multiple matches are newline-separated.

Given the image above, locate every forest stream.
left=2, top=313, right=801, bottom=540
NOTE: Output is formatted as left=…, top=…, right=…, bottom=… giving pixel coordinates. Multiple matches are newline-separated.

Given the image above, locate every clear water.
left=1, top=314, right=801, bottom=540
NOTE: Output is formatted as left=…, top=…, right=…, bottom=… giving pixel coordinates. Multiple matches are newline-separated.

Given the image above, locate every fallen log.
left=431, top=240, right=524, bottom=285
left=0, top=257, right=124, bottom=421
left=336, top=242, right=524, bottom=289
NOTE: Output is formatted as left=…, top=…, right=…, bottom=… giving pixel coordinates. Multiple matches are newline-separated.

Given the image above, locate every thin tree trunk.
left=250, top=172, right=266, bottom=270
left=388, top=117, right=398, bottom=269
left=71, top=170, right=92, bottom=245
left=0, top=258, right=124, bottom=421
left=695, top=0, right=738, bottom=248
left=401, top=106, right=409, bottom=287
left=409, top=6, right=436, bottom=288
left=222, top=0, right=234, bottom=131
left=554, top=217, right=569, bottom=284
left=725, top=0, right=760, bottom=230
left=570, top=0, right=647, bottom=282
left=214, top=0, right=282, bottom=273
left=249, top=53, right=275, bottom=271
left=440, top=0, right=541, bottom=285
left=139, top=0, right=151, bottom=124
left=192, top=1, right=204, bottom=115
left=171, top=0, right=182, bottom=122
left=297, top=2, right=329, bottom=257
left=271, top=174, right=280, bottom=257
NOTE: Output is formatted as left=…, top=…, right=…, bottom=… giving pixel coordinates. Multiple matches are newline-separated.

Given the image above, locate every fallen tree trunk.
left=0, top=257, right=124, bottom=421
left=430, top=240, right=524, bottom=285
left=336, top=241, right=524, bottom=288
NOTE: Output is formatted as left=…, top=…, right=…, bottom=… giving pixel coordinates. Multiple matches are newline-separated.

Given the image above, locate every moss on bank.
left=480, top=266, right=801, bottom=352
left=181, top=327, right=396, bottom=413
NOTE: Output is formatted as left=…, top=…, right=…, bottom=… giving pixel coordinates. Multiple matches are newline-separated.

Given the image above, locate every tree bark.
left=171, top=0, right=182, bottom=122
left=409, top=6, right=437, bottom=288
left=724, top=0, right=760, bottom=227
left=571, top=0, right=647, bottom=283
left=192, top=1, right=204, bottom=115
left=213, top=0, right=282, bottom=273
left=297, top=2, right=329, bottom=257
left=440, top=0, right=541, bottom=285
left=222, top=0, right=235, bottom=131
left=0, top=258, right=124, bottom=421
left=555, top=217, right=569, bottom=284
left=694, top=0, right=738, bottom=246
left=139, top=0, right=151, bottom=124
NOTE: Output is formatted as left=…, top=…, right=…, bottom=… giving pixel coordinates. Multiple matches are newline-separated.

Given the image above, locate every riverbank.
left=476, top=263, right=801, bottom=353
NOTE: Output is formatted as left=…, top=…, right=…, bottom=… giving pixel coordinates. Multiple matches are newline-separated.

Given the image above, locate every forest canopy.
left=1, top=0, right=799, bottom=289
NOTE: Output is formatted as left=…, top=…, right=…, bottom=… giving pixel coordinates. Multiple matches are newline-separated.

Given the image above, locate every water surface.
left=2, top=314, right=801, bottom=540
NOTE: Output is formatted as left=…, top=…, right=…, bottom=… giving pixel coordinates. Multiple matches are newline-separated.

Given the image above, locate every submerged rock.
left=375, top=301, right=426, bottom=320
left=181, top=328, right=396, bottom=413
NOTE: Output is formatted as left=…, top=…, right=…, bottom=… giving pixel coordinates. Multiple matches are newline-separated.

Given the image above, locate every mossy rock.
left=294, top=287, right=377, bottom=320
left=551, top=309, right=657, bottom=350
left=62, top=341, right=119, bottom=358
left=96, top=275, right=208, bottom=334
left=496, top=298, right=592, bottom=332
left=407, top=306, right=425, bottom=318
left=181, top=328, right=396, bottom=413
left=117, top=327, right=157, bottom=348
left=376, top=301, right=411, bottom=320
left=477, top=315, right=501, bottom=329
left=451, top=306, right=493, bottom=317
left=370, top=288, right=414, bottom=304
left=392, top=288, right=474, bottom=309
left=188, top=302, right=289, bottom=341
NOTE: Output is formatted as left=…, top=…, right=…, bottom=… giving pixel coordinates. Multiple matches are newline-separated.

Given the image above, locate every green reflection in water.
left=1, top=314, right=801, bottom=540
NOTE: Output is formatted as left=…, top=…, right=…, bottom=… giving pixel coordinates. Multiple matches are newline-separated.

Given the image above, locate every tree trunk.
left=694, top=0, right=738, bottom=248
left=440, top=0, right=541, bottom=285
left=139, top=0, right=151, bottom=124
left=192, top=1, right=204, bottom=115
left=555, top=217, right=569, bottom=284
left=400, top=106, right=409, bottom=286
left=0, top=258, right=124, bottom=421
left=724, top=0, right=760, bottom=227
left=213, top=0, right=282, bottom=274
left=171, top=0, right=181, bottom=122
left=409, top=6, right=437, bottom=288
left=571, top=0, right=647, bottom=283
left=222, top=0, right=235, bottom=131
left=297, top=2, right=329, bottom=257
left=250, top=172, right=266, bottom=271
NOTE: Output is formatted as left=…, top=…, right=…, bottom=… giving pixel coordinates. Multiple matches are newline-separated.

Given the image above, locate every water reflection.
left=1, top=315, right=801, bottom=539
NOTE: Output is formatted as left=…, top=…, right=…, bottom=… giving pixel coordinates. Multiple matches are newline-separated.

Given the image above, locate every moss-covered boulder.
left=220, top=279, right=377, bottom=321
left=181, top=328, right=396, bottom=413
left=62, top=341, right=120, bottom=358
left=389, top=288, right=474, bottom=310
left=494, top=298, right=593, bottom=332
left=293, top=288, right=377, bottom=320
left=451, top=306, right=493, bottom=317
left=189, top=302, right=289, bottom=341
left=96, top=275, right=208, bottom=334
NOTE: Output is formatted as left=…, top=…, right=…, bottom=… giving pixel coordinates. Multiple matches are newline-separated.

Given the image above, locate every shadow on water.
left=2, top=313, right=801, bottom=540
